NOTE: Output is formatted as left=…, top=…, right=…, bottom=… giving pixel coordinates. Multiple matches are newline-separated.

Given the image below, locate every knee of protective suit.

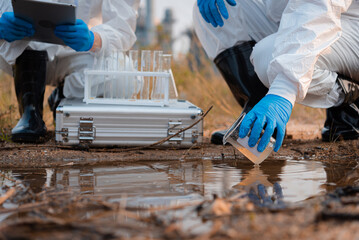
left=251, top=34, right=277, bottom=89
left=57, top=53, right=95, bottom=99
left=63, top=72, right=86, bottom=99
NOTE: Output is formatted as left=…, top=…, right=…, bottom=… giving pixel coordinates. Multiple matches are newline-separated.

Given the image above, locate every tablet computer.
left=11, top=0, right=76, bottom=45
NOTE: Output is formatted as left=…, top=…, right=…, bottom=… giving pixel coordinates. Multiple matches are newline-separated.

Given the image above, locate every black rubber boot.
left=322, top=104, right=359, bottom=142
left=11, top=50, right=48, bottom=143
left=211, top=41, right=268, bottom=145
left=322, top=76, right=359, bottom=142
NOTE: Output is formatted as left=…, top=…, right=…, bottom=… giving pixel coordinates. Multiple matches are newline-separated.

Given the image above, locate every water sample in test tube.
left=128, top=50, right=139, bottom=99
left=141, top=50, right=152, bottom=100
left=152, top=50, right=163, bottom=100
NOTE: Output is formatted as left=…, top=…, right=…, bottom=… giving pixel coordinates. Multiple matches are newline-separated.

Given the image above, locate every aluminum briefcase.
left=55, top=98, right=203, bottom=147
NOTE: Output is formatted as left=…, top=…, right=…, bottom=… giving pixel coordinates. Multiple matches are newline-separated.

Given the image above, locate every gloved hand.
left=0, top=12, right=34, bottom=42
left=197, top=0, right=237, bottom=27
left=54, top=19, right=94, bottom=52
left=238, top=94, right=293, bottom=153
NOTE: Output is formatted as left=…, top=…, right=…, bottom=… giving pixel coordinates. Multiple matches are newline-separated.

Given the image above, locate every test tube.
left=103, top=53, right=113, bottom=99
left=161, top=54, right=173, bottom=102
left=117, top=51, right=126, bottom=99
left=152, top=50, right=163, bottom=100
left=129, top=50, right=139, bottom=71
left=129, top=50, right=139, bottom=99
left=111, top=51, right=119, bottom=99
left=141, top=50, right=152, bottom=100
left=162, top=54, right=172, bottom=72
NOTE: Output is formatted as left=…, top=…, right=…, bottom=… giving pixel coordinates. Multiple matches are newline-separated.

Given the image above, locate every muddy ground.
left=0, top=131, right=359, bottom=239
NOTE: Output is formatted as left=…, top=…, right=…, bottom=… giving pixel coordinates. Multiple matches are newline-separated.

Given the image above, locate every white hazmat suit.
left=0, top=0, right=140, bottom=98
left=193, top=0, right=359, bottom=108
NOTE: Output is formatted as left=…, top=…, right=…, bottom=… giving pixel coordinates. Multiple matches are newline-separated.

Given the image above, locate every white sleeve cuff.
left=267, top=82, right=297, bottom=106
left=90, top=28, right=108, bottom=57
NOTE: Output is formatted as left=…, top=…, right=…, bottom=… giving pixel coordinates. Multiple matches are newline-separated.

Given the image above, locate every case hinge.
left=56, top=128, right=69, bottom=137
left=78, top=117, right=95, bottom=144
left=168, top=121, right=184, bottom=142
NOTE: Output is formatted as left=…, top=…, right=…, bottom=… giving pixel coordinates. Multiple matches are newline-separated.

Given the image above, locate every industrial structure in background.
left=135, top=0, right=175, bottom=52
left=135, top=0, right=208, bottom=70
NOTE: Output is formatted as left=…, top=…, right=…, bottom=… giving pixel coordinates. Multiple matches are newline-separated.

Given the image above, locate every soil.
left=0, top=131, right=359, bottom=239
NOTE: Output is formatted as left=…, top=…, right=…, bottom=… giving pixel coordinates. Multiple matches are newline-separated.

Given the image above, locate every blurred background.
left=0, top=0, right=325, bottom=141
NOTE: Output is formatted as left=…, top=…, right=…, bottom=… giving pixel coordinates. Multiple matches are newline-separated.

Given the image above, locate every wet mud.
left=0, top=134, right=359, bottom=239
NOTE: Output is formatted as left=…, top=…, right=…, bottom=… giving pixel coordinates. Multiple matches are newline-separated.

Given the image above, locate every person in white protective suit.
left=194, top=0, right=359, bottom=152
left=0, top=0, right=140, bottom=143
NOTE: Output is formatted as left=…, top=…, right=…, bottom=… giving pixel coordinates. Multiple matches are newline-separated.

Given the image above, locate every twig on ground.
left=180, top=143, right=198, bottom=160
left=0, top=188, right=16, bottom=205
left=0, top=172, right=16, bottom=183
left=0, top=201, right=49, bottom=214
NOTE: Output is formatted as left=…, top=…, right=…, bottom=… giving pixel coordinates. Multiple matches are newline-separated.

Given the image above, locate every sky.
left=155, top=0, right=195, bottom=38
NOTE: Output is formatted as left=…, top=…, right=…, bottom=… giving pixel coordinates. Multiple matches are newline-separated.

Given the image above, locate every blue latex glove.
left=238, top=94, right=293, bottom=153
left=0, top=12, right=34, bottom=42
left=54, top=19, right=94, bottom=52
left=197, top=0, right=237, bottom=27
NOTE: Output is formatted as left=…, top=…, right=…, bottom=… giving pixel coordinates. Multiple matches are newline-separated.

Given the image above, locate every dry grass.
left=0, top=73, right=17, bottom=129
left=0, top=48, right=325, bottom=139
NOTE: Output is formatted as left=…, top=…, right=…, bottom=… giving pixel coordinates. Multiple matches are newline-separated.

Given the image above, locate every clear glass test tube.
left=162, top=54, right=172, bottom=72
left=152, top=50, right=163, bottom=100
left=129, top=50, right=139, bottom=71
left=112, top=51, right=119, bottom=99
left=117, top=51, right=126, bottom=99
left=161, top=54, right=174, bottom=101
left=103, top=53, right=113, bottom=99
left=128, top=50, right=139, bottom=99
left=141, top=50, right=152, bottom=100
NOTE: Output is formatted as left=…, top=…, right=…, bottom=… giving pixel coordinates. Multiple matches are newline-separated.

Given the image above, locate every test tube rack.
left=83, top=69, right=178, bottom=107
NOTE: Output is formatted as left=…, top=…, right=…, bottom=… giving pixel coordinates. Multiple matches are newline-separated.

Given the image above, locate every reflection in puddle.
left=1, top=158, right=359, bottom=207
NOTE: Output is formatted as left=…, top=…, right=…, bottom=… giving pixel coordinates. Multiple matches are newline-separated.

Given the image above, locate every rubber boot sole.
left=12, top=132, right=46, bottom=143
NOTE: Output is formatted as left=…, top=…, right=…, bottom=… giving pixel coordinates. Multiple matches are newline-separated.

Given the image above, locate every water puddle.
left=1, top=158, right=358, bottom=207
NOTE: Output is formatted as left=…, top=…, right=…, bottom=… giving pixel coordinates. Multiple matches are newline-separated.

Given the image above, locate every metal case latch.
left=78, top=117, right=95, bottom=143
left=168, top=121, right=184, bottom=142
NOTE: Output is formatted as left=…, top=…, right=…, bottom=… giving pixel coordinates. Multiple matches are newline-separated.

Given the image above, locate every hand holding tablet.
left=11, top=0, right=76, bottom=45
left=0, top=12, right=34, bottom=42
left=55, top=19, right=95, bottom=52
